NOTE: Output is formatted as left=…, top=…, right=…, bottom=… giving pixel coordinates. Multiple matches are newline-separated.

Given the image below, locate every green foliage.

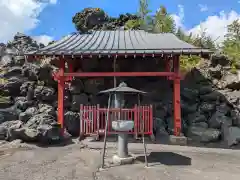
left=152, top=6, right=176, bottom=33
left=48, top=41, right=56, bottom=45
left=180, top=55, right=201, bottom=72
left=223, top=20, right=240, bottom=71
left=0, top=96, right=10, bottom=103
left=191, top=31, right=216, bottom=50
left=176, top=27, right=216, bottom=50
left=124, top=19, right=141, bottom=30
left=137, top=0, right=152, bottom=30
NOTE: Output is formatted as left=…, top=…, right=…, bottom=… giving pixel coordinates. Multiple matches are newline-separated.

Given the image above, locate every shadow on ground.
left=135, top=151, right=191, bottom=166
left=35, top=137, right=75, bottom=148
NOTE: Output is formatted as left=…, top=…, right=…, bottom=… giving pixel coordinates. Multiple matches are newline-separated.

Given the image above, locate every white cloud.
left=172, top=4, right=185, bottom=30
left=33, top=35, right=53, bottom=45
left=189, top=11, right=240, bottom=43
left=49, top=0, right=57, bottom=4
left=198, top=4, right=208, bottom=12
left=171, top=4, right=240, bottom=44
left=0, top=0, right=57, bottom=43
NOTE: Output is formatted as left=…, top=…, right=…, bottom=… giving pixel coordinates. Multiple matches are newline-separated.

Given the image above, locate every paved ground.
left=0, top=139, right=240, bottom=180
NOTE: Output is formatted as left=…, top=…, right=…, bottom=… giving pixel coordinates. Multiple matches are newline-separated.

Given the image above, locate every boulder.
left=186, top=112, right=207, bottom=125
left=19, top=107, right=38, bottom=123
left=38, top=64, right=57, bottom=86
left=0, top=54, right=14, bottom=67
left=34, top=86, right=56, bottom=102
left=208, top=112, right=232, bottom=129
left=20, top=81, right=36, bottom=96
left=231, top=109, right=240, bottom=127
left=0, top=108, right=19, bottom=124
left=22, top=63, right=40, bottom=81
left=198, top=102, right=216, bottom=114
left=200, top=91, right=224, bottom=102
left=38, top=103, right=56, bottom=116
left=187, top=126, right=221, bottom=143
left=1, top=66, right=22, bottom=78
left=71, top=93, right=89, bottom=112
left=221, top=126, right=240, bottom=147
left=198, top=86, right=213, bottom=95
left=84, top=78, right=104, bottom=94
left=37, top=123, right=62, bottom=143
left=181, top=88, right=199, bottom=101
left=3, top=77, right=26, bottom=96
left=69, top=78, right=84, bottom=94
left=0, top=120, right=23, bottom=140
left=14, top=55, right=25, bottom=66
left=25, top=113, right=56, bottom=129
left=211, top=54, right=230, bottom=67
left=218, top=71, right=240, bottom=90
left=14, top=96, right=33, bottom=111
left=153, top=117, right=168, bottom=135
left=208, top=65, right=223, bottom=79
left=64, top=111, right=80, bottom=136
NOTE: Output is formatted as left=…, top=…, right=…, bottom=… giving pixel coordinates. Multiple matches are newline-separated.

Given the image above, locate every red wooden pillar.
left=165, top=56, right=173, bottom=79
left=173, top=55, right=181, bottom=136
left=165, top=56, right=170, bottom=80
left=58, top=58, right=65, bottom=133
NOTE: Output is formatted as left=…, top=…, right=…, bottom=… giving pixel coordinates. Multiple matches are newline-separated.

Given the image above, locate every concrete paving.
left=0, top=139, right=240, bottom=180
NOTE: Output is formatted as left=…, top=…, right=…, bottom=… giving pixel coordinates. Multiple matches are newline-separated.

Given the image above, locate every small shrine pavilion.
left=25, top=30, right=212, bottom=137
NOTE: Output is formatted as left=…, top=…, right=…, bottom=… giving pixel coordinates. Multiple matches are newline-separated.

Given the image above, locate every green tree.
left=152, top=6, right=176, bottom=33
left=176, top=28, right=194, bottom=44
left=223, top=20, right=240, bottom=72
left=125, top=0, right=152, bottom=30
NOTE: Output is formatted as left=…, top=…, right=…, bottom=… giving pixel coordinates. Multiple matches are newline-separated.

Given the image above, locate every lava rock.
left=38, top=103, right=56, bottom=117
left=231, top=109, right=240, bottom=127
left=211, top=54, right=230, bottom=67
left=69, top=78, right=84, bottom=94
left=20, top=81, right=36, bottom=96
left=22, top=63, right=40, bottom=81
left=0, top=108, right=18, bottom=124
left=34, top=86, right=56, bottom=102
left=0, top=54, right=14, bottom=67
left=222, top=126, right=240, bottom=147
left=71, top=93, right=89, bottom=111
left=14, top=97, right=33, bottom=111
left=208, top=112, right=232, bottom=129
left=14, top=55, right=25, bottom=66
left=3, top=77, right=26, bottom=96
left=19, top=107, right=38, bottom=123
left=187, top=126, right=221, bottom=142
left=208, top=65, right=223, bottom=79
left=37, top=123, right=62, bottom=143
left=1, top=66, right=22, bottom=78
left=64, top=111, right=80, bottom=136
left=0, top=120, right=23, bottom=140
left=219, top=72, right=240, bottom=90
left=186, top=112, right=207, bottom=125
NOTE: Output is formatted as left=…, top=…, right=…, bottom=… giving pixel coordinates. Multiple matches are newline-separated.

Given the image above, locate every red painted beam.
left=64, top=72, right=175, bottom=77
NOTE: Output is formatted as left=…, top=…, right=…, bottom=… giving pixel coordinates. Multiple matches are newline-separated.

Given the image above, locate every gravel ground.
left=0, top=139, right=240, bottom=180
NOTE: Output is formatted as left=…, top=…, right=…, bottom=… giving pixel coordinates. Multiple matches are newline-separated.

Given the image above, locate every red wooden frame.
left=51, top=55, right=182, bottom=137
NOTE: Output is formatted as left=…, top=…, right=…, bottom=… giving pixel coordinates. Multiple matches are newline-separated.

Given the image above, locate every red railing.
left=79, top=105, right=153, bottom=138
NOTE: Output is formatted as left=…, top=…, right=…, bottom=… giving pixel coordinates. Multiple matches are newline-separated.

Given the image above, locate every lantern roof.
left=98, top=82, right=146, bottom=94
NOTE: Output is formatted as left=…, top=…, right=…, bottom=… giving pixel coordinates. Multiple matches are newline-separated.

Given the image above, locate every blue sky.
left=0, top=0, right=239, bottom=44
left=29, top=0, right=240, bottom=41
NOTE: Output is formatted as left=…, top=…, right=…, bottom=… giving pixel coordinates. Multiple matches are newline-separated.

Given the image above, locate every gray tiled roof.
left=27, top=30, right=212, bottom=56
